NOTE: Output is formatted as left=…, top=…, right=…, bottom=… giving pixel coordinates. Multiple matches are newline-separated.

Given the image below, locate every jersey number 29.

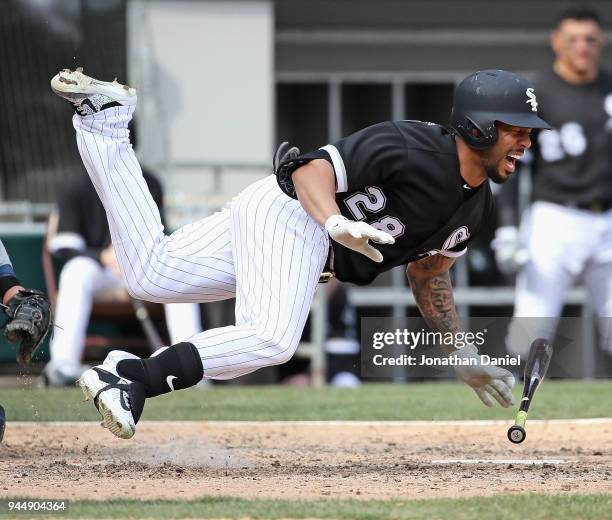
left=343, top=187, right=405, bottom=238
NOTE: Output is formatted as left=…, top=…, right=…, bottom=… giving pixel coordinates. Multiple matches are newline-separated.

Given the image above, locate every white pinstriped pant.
left=72, top=106, right=329, bottom=379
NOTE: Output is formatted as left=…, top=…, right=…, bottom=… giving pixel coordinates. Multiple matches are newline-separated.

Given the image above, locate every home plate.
left=431, top=459, right=573, bottom=465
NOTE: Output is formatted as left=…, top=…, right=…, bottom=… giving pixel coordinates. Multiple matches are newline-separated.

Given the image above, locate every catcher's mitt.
left=1, top=289, right=52, bottom=364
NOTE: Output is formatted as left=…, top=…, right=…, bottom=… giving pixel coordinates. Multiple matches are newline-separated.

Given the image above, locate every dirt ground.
left=1, top=420, right=612, bottom=501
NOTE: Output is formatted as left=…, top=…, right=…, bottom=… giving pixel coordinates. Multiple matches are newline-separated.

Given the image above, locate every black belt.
left=566, top=199, right=612, bottom=213
left=319, top=245, right=335, bottom=283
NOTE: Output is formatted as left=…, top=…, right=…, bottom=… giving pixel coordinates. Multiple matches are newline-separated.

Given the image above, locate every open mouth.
left=504, top=152, right=523, bottom=173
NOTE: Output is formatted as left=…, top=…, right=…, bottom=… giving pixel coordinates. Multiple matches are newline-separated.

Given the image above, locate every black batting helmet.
left=450, top=69, right=551, bottom=150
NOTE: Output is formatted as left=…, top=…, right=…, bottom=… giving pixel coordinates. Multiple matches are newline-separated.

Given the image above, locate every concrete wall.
left=129, top=0, right=274, bottom=226
left=276, top=0, right=612, bottom=76
left=129, top=0, right=612, bottom=226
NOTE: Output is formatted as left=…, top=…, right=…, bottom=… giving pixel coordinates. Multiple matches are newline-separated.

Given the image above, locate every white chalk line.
left=8, top=417, right=612, bottom=427
left=431, top=459, right=575, bottom=465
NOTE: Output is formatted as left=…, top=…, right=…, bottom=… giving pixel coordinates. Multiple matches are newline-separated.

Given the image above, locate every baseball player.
left=51, top=67, right=549, bottom=439
left=493, top=8, right=612, bottom=356
left=0, top=239, right=52, bottom=364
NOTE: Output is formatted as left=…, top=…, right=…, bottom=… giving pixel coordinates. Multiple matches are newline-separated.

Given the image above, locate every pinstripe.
left=169, top=209, right=232, bottom=250
left=193, top=214, right=323, bottom=369
left=102, top=110, right=237, bottom=293
left=73, top=111, right=236, bottom=302
left=72, top=107, right=328, bottom=380
left=79, top=111, right=234, bottom=300
left=172, top=218, right=228, bottom=254
left=250, top=193, right=288, bottom=329
left=89, top=112, right=178, bottom=301
left=194, top=186, right=289, bottom=349
left=193, top=187, right=326, bottom=375
left=198, top=198, right=297, bottom=355
left=261, top=205, right=299, bottom=327
left=199, top=193, right=326, bottom=369
left=234, top=178, right=276, bottom=326
left=231, top=189, right=248, bottom=327
left=286, top=225, right=329, bottom=350
left=84, top=112, right=154, bottom=302
left=242, top=180, right=278, bottom=324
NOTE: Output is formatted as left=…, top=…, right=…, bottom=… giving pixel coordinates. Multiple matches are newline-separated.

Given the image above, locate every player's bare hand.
left=325, top=215, right=394, bottom=263
left=453, top=344, right=515, bottom=408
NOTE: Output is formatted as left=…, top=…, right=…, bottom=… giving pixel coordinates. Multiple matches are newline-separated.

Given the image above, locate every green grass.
left=1, top=380, right=611, bottom=422
left=2, top=494, right=612, bottom=519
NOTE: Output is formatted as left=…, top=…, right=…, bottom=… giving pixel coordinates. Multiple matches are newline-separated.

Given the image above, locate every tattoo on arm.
left=406, top=256, right=460, bottom=334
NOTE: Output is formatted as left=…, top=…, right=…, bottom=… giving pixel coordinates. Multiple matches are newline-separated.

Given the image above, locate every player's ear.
left=468, top=121, right=483, bottom=139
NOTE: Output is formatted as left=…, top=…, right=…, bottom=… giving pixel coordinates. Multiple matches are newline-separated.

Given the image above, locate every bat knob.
left=507, top=425, right=526, bottom=444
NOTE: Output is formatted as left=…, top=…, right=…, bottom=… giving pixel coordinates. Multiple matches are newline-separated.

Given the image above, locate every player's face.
left=552, top=19, right=603, bottom=76
left=480, top=123, right=531, bottom=184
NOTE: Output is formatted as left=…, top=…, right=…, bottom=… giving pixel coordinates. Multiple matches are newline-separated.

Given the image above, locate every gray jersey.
left=0, top=238, right=19, bottom=301
left=0, top=239, right=13, bottom=271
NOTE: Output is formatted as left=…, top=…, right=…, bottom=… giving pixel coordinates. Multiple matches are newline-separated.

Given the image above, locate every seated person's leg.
left=45, top=256, right=121, bottom=385
left=163, top=302, right=203, bottom=344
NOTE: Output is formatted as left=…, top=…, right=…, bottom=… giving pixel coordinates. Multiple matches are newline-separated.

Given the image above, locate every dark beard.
left=483, top=157, right=507, bottom=184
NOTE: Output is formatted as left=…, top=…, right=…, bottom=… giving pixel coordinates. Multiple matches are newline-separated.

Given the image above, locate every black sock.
left=116, top=342, right=204, bottom=397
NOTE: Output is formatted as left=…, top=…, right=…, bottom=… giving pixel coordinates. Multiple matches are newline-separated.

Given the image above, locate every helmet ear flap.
left=466, top=119, right=483, bottom=138
left=463, top=117, right=498, bottom=149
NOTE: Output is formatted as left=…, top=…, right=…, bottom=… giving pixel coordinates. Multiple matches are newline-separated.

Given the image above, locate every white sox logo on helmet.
left=525, top=88, right=538, bottom=112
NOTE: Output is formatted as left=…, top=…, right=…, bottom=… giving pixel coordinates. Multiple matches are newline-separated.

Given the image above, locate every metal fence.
left=0, top=0, right=127, bottom=204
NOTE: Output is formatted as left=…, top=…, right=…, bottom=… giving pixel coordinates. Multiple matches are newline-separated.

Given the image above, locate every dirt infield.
left=1, top=420, right=612, bottom=501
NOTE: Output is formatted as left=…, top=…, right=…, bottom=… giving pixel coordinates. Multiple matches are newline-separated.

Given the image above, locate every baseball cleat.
left=50, top=67, right=137, bottom=116
left=78, top=357, right=142, bottom=439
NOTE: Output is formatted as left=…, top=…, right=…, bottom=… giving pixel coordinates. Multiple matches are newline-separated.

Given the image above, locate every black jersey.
left=277, top=121, right=494, bottom=285
left=530, top=67, right=612, bottom=206
left=50, top=171, right=164, bottom=262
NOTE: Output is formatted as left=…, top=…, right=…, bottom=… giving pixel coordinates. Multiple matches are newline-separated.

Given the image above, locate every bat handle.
left=507, top=410, right=527, bottom=444
left=514, top=410, right=528, bottom=429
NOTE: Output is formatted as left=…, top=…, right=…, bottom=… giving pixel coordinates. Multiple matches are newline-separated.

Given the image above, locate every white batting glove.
left=491, top=226, right=528, bottom=275
left=453, top=344, right=515, bottom=408
left=325, top=215, right=395, bottom=263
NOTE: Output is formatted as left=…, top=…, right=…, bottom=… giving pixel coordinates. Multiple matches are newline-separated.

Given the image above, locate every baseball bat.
left=507, top=338, right=553, bottom=444
left=130, top=298, right=165, bottom=353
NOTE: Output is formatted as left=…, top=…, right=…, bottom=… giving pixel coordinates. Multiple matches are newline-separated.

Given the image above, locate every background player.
left=51, top=67, right=549, bottom=439
left=493, top=8, right=612, bottom=358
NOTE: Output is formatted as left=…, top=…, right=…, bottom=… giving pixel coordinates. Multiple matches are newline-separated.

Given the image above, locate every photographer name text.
left=372, top=353, right=520, bottom=366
